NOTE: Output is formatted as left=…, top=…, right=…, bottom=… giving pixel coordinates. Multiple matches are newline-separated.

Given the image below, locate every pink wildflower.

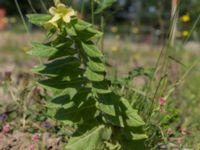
left=159, top=97, right=166, bottom=112
left=2, top=123, right=11, bottom=134
left=159, top=97, right=166, bottom=107
left=177, top=137, right=183, bottom=145
left=167, top=128, right=173, bottom=135
left=32, top=133, right=40, bottom=142
left=181, top=128, right=187, bottom=135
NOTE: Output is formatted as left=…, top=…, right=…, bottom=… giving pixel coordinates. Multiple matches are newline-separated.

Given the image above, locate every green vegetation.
left=0, top=0, right=199, bottom=150
left=27, top=0, right=148, bottom=149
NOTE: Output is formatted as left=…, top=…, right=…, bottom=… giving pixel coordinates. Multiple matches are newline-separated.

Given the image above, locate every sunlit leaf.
left=66, top=125, right=110, bottom=150
left=27, top=14, right=51, bottom=26
left=82, top=42, right=103, bottom=58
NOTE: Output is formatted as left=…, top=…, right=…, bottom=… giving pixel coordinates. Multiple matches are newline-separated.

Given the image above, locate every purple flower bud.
left=0, top=113, right=7, bottom=121
left=42, top=121, right=53, bottom=129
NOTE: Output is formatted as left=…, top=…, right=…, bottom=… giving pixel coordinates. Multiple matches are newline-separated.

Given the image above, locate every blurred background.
left=0, top=0, right=199, bottom=41
left=0, top=0, right=199, bottom=71
left=0, top=0, right=200, bottom=148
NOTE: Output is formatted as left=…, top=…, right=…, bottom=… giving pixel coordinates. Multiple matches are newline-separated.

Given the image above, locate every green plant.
left=26, top=1, right=148, bottom=150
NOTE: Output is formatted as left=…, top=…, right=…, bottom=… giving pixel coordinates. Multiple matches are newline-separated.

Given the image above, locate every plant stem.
left=14, top=0, right=30, bottom=35
left=170, top=0, right=178, bottom=47
left=8, top=85, right=20, bottom=106
left=158, top=126, right=170, bottom=149
left=40, top=0, right=48, bottom=12
left=27, top=0, right=37, bottom=13
left=81, top=0, right=85, bottom=16
left=91, top=0, right=94, bottom=25
left=183, top=13, right=200, bottom=45
left=22, top=101, right=26, bottom=128
left=100, top=14, right=105, bottom=52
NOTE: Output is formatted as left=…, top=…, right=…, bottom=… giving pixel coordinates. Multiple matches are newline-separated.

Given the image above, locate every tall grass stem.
left=14, top=0, right=30, bottom=35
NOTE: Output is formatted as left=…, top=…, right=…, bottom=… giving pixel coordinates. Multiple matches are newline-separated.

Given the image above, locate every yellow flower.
left=48, top=0, right=76, bottom=27
left=111, top=26, right=118, bottom=33
left=110, top=46, right=118, bottom=52
left=181, top=30, right=189, bottom=37
left=132, top=27, right=139, bottom=34
left=180, top=14, right=190, bottom=22
left=22, top=46, right=30, bottom=53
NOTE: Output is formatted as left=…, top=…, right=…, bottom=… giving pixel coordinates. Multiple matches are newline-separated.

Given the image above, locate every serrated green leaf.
left=52, top=37, right=73, bottom=48
left=55, top=98, right=97, bottom=124
left=66, top=125, right=108, bottom=150
left=92, top=81, right=111, bottom=94
left=102, top=114, right=124, bottom=127
left=29, top=43, right=58, bottom=57
left=104, top=142, right=121, bottom=150
left=46, top=95, right=70, bottom=109
left=129, top=133, right=148, bottom=140
left=122, top=126, right=147, bottom=141
left=47, top=38, right=75, bottom=60
left=39, top=77, right=88, bottom=89
left=74, top=19, right=92, bottom=31
left=82, top=42, right=103, bottom=58
left=121, top=98, right=145, bottom=127
left=87, top=59, right=105, bottom=72
left=85, top=68, right=104, bottom=82
left=32, top=57, right=80, bottom=75
left=26, top=14, right=51, bottom=26
left=66, top=25, right=77, bottom=36
left=87, top=28, right=103, bottom=39
left=126, top=113, right=145, bottom=127
left=78, top=28, right=103, bottom=41
left=97, top=93, right=120, bottom=117
left=49, top=48, right=77, bottom=60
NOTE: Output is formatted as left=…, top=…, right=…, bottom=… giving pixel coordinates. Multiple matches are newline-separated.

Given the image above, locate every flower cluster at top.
left=48, top=0, right=76, bottom=27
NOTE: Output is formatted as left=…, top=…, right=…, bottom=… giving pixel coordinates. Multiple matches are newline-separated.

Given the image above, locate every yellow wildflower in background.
left=181, top=30, right=189, bottom=37
left=48, top=0, right=76, bottom=27
left=110, top=46, right=118, bottom=52
left=111, top=26, right=118, bottom=33
left=180, top=14, right=190, bottom=22
left=22, top=46, right=30, bottom=53
left=132, top=27, right=139, bottom=34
